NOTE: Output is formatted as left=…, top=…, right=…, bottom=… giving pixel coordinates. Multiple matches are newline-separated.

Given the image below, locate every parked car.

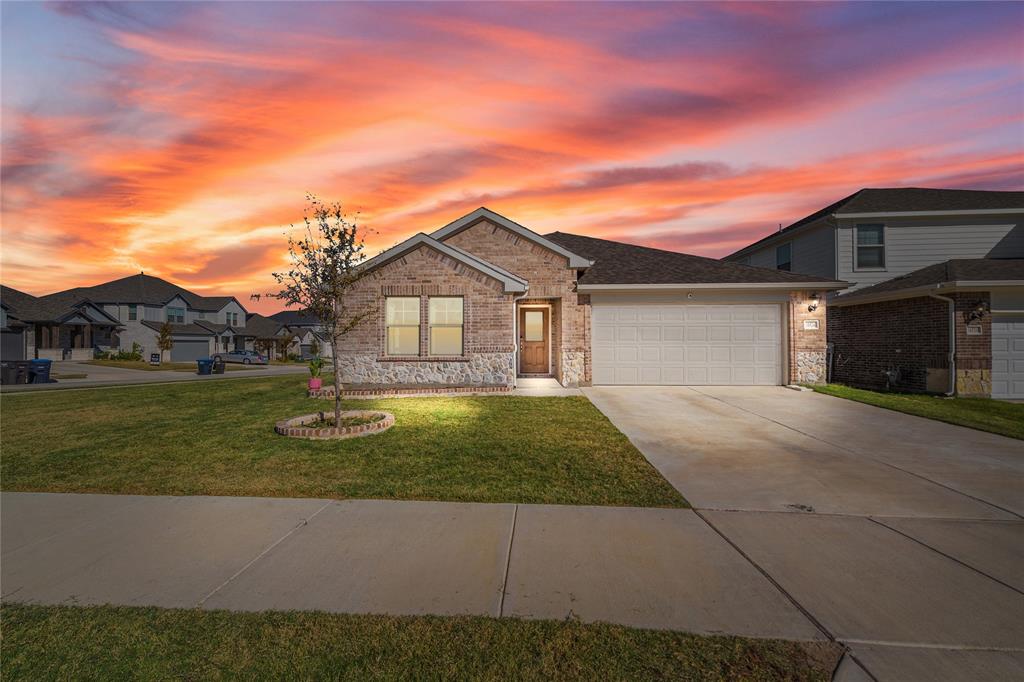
left=213, top=349, right=268, bottom=365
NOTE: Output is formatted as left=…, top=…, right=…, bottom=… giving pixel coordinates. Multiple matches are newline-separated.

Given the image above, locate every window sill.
left=378, top=356, right=469, bottom=363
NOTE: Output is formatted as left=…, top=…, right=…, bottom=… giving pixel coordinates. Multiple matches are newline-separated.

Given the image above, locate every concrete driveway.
left=585, top=386, right=1024, bottom=680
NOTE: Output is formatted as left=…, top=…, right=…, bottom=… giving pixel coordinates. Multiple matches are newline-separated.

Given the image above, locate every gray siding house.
left=724, top=188, right=1024, bottom=291
left=725, top=188, right=1024, bottom=398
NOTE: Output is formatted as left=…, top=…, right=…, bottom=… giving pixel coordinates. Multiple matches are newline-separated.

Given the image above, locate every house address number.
left=803, top=319, right=820, bottom=331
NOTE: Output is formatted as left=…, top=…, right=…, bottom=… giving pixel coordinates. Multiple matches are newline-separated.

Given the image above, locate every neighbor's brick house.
left=830, top=259, right=1024, bottom=398
left=338, top=208, right=846, bottom=388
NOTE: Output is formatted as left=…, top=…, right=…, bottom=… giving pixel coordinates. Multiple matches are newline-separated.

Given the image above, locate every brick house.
left=339, top=208, right=846, bottom=388
left=830, top=259, right=1024, bottom=399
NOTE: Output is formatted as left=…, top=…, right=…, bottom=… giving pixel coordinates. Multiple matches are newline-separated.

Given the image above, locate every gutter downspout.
left=511, top=289, right=529, bottom=388
left=929, top=292, right=956, bottom=396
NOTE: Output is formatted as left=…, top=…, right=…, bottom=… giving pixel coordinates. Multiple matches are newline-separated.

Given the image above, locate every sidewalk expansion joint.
left=867, top=516, right=1024, bottom=597
left=195, top=499, right=333, bottom=608
left=497, top=503, right=518, bottom=618
left=691, top=507, right=836, bottom=644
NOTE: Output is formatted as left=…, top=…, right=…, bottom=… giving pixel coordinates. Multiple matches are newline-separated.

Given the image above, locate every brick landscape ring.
left=275, top=410, right=395, bottom=440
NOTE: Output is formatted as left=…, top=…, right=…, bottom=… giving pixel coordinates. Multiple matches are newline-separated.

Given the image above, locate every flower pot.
left=308, top=377, right=322, bottom=390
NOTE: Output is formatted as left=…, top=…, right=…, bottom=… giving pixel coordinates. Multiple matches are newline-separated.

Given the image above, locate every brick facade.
left=788, top=292, right=828, bottom=384
left=339, top=244, right=516, bottom=386
left=443, top=220, right=589, bottom=386
left=829, top=292, right=992, bottom=395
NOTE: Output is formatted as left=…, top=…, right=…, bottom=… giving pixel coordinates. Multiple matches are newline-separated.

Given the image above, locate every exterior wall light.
left=807, top=293, right=820, bottom=313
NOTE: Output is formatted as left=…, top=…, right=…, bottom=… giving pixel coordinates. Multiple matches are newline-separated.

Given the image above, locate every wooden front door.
left=519, top=307, right=549, bottom=374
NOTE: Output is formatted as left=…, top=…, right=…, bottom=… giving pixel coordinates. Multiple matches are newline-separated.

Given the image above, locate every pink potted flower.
left=308, top=356, right=323, bottom=390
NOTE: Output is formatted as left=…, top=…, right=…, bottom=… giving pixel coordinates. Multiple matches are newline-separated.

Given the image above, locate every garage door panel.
left=639, top=326, right=661, bottom=342
left=593, top=303, right=781, bottom=386
left=709, top=326, right=730, bottom=342
left=170, top=339, right=210, bottom=362
left=709, top=346, right=731, bottom=363
left=733, top=326, right=754, bottom=342
left=685, top=346, right=706, bottom=363
left=639, top=347, right=660, bottom=362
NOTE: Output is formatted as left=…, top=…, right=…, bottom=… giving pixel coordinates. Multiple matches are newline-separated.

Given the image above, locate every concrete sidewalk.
left=1, top=492, right=820, bottom=641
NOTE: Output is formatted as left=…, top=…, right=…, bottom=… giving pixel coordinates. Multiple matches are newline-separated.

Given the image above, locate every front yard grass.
left=1, top=604, right=840, bottom=681
left=810, top=384, right=1024, bottom=441
left=1, top=375, right=685, bottom=507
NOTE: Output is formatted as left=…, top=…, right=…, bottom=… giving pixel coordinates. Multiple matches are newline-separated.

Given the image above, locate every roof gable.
left=360, top=233, right=528, bottom=293
left=430, top=207, right=592, bottom=269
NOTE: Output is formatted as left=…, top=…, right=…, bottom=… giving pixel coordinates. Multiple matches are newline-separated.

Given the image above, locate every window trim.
left=775, top=242, right=792, bottom=272
left=854, top=223, right=887, bottom=272
left=128, top=304, right=137, bottom=321
left=166, top=306, right=185, bottom=324
left=385, top=296, right=421, bottom=356
left=428, top=296, right=464, bottom=356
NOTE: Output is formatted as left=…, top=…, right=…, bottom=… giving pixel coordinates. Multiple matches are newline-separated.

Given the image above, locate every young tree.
left=262, top=194, right=374, bottom=425
left=157, top=322, right=174, bottom=362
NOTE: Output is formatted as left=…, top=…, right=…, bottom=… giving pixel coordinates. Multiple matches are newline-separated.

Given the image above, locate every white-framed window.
left=775, top=243, right=792, bottom=271
left=386, top=297, right=420, bottom=355
left=128, top=305, right=137, bottom=321
left=429, top=297, right=463, bottom=356
left=166, top=306, right=185, bottom=324
left=855, top=224, right=885, bottom=270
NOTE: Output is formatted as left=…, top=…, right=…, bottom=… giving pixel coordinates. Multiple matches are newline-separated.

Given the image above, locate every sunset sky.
left=2, top=1, right=1022, bottom=313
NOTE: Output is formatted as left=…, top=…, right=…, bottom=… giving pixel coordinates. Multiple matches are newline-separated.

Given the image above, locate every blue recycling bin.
left=29, top=359, right=52, bottom=383
left=196, top=358, right=214, bottom=375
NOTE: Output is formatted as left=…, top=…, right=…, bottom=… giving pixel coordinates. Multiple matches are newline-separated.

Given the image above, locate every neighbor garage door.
left=992, top=315, right=1024, bottom=399
left=592, top=304, right=782, bottom=385
left=170, top=339, right=210, bottom=362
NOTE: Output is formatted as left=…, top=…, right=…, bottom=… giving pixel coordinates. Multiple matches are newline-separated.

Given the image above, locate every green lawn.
left=810, top=384, right=1024, bottom=441
left=1, top=375, right=685, bottom=507
left=1, top=604, right=840, bottom=681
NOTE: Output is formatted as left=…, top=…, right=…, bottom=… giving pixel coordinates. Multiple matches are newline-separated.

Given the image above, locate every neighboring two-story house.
left=0, top=274, right=287, bottom=362
left=724, top=188, right=1024, bottom=399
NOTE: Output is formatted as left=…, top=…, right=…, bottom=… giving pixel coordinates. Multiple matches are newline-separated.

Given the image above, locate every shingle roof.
left=836, top=188, right=1024, bottom=214
left=244, top=313, right=285, bottom=338
left=835, top=259, right=1024, bottom=303
left=42, top=274, right=240, bottom=311
left=545, top=232, right=842, bottom=286
left=269, top=309, right=320, bottom=326
left=0, top=285, right=119, bottom=324
left=727, top=188, right=1024, bottom=259
left=141, top=320, right=215, bottom=336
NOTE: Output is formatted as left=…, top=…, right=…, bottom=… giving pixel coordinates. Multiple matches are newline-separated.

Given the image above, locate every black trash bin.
left=29, top=358, right=53, bottom=383
left=196, top=358, right=213, bottom=375
left=211, top=358, right=226, bottom=374
left=13, top=360, right=31, bottom=384
left=0, top=361, right=15, bottom=385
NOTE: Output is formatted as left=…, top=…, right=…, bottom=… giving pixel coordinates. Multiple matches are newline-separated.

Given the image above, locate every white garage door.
left=992, top=316, right=1024, bottom=399
left=592, top=304, right=782, bottom=385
